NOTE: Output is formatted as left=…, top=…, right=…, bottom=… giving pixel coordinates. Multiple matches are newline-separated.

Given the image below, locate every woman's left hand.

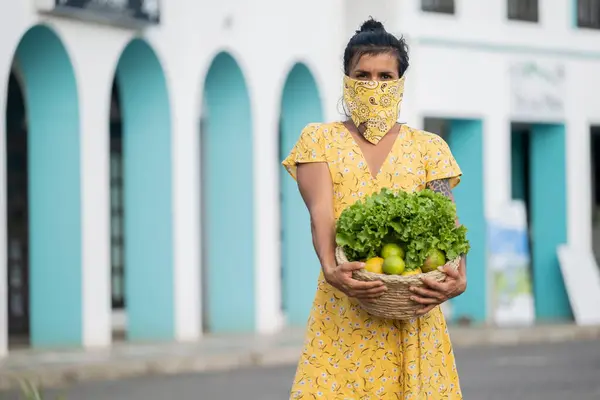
left=409, top=263, right=466, bottom=316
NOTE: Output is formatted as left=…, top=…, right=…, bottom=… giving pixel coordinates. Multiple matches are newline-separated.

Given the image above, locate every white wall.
left=410, top=41, right=600, bottom=254
left=401, top=0, right=596, bottom=51
left=54, top=19, right=129, bottom=349
left=151, top=0, right=349, bottom=334
left=0, top=2, right=23, bottom=357
left=1, top=0, right=599, bottom=353
left=0, top=0, right=352, bottom=352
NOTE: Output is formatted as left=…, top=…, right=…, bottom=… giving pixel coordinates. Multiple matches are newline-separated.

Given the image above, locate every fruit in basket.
left=382, top=255, right=405, bottom=275
left=402, top=268, right=423, bottom=276
left=422, top=248, right=447, bottom=273
left=364, top=257, right=384, bottom=274
left=381, top=243, right=405, bottom=259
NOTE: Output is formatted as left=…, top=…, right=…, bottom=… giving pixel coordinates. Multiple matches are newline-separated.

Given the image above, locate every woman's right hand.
left=295, top=162, right=386, bottom=301
left=324, top=262, right=387, bottom=301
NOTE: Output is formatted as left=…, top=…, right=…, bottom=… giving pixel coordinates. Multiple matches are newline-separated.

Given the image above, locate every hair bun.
left=359, top=18, right=386, bottom=33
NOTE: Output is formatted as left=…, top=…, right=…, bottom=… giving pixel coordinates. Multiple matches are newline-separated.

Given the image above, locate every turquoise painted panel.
left=202, top=52, right=255, bottom=333
left=417, top=37, right=600, bottom=60
left=447, top=120, right=486, bottom=324
left=15, top=26, right=83, bottom=347
left=117, top=40, right=174, bottom=340
left=280, top=64, right=323, bottom=327
left=530, top=124, right=571, bottom=320
left=511, top=131, right=526, bottom=201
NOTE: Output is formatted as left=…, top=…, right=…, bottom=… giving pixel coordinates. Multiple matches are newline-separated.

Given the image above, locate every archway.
left=6, top=25, right=82, bottom=348
left=113, top=39, right=174, bottom=341
left=201, top=52, right=254, bottom=333
left=108, top=79, right=125, bottom=338
left=279, top=63, right=323, bottom=327
left=6, top=69, right=29, bottom=346
left=511, top=122, right=570, bottom=321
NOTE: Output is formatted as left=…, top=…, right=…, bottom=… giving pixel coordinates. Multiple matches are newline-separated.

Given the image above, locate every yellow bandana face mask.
left=343, top=75, right=405, bottom=145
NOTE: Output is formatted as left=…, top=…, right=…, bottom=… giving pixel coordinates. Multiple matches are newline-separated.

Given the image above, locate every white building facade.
left=0, top=0, right=598, bottom=356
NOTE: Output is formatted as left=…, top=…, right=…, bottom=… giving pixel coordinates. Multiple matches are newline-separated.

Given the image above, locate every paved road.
left=4, top=339, right=600, bottom=400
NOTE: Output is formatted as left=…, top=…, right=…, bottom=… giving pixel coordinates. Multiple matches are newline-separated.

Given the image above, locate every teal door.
left=530, top=124, right=570, bottom=321
left=447, top=119, right=487, bottom=324
left=202, top=53, right=255, bottom=333
left=117, top=39, right=175, bottom=341
left=16, top=26, right=83, bottom=348
left=280, top=64, right=323, bottom=326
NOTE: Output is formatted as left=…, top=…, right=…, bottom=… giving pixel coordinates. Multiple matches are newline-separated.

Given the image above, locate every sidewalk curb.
left=448, top=324, right=600, bottom=348
left=0, top=324, right=598, bottom=391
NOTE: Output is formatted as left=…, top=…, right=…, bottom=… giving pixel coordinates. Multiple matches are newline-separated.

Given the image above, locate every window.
left=110, top=135, right=125, bottom=310
left=422, top=0, right=455, bottom=14
left=508, top=0, right=539, bottom=22
left=578, top=0, right=600, bottom=28
left=109, top=83, right=125, bottom=311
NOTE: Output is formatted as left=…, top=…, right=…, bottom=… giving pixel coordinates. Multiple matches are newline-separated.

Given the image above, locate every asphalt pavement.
left=3, top=339, right=600, bottom=400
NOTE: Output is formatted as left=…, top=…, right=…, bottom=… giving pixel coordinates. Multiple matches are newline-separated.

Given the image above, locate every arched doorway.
left=108, top=79, right=125, bottom=338
left=6, top=25, right=82, bottom=348
left=279, top=63, right=323, bottom=327
left=112, top=39, right=174, bottom=341
left=201, top=52, right=254, bottom=333
left=6, top=69, right=29, bottom=346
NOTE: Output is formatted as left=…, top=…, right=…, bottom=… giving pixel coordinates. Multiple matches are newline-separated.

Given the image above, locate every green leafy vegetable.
left=335, top=188, right=470, bottom=270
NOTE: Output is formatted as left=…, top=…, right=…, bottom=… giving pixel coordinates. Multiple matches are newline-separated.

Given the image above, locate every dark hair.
left=343, top=18, right=409, bottom=78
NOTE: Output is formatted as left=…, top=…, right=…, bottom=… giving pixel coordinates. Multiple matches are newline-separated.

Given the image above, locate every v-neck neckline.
left=339, top=122, right=403, bottom=180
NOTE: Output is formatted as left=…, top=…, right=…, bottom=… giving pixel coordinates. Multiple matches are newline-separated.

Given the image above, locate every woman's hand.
left=324, top=262, right=387, bottom=302
left=409, top=263, right=466, bottom=316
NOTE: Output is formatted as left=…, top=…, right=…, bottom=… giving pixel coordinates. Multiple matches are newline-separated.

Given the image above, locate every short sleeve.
left=425, top=134, right=462, bottom=189
left=281, top=123, right=328, bottom=181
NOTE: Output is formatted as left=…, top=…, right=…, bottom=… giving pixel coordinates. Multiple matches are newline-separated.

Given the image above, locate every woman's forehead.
left=351, top=52, right=398, bottom=72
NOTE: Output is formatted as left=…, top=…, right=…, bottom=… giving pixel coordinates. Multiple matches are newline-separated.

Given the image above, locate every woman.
left=282, top=18, right=467, bottom=399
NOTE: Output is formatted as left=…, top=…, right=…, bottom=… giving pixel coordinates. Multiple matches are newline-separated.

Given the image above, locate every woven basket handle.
left=335, top=246, right=349, bottom=266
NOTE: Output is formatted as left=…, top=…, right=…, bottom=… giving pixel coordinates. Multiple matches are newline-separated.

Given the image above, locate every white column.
left=0, top=1, right=29, bottom=357
left=565, top=117, right=592, bottom=251
left=145, top=22, right=203, bottom=340
left=483, top=113, right=512, bottom=220
left=73, top=50, right=113, bottom=348
left=482, top=112, right=511, bottom=324
left=253, top=81, right=284, bottom=334
left=0, top=49, right=10, bottom=358
left=400, top=37, right=422, bottom=129
left=79, top=75, right=112, bottom=348
left=168, top=61, right=201, bottom=342
left=57, top=23, right=130, bottom=348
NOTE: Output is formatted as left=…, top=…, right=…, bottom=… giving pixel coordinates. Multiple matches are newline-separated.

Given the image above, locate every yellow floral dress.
left=282, top=122, right=464, bottom=399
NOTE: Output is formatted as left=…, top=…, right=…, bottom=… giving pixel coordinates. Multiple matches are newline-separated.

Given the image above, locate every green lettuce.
left=335, top=188, right=470, bottom=270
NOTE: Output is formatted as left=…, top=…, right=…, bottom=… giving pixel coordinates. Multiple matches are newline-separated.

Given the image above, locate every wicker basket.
left=335, top=246, right=461, bottom=320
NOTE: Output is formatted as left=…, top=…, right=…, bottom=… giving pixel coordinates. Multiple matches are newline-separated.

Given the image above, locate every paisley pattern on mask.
left=282, top=122, right=463, bottom=399
left=343, top=76, right=405, bottom=145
